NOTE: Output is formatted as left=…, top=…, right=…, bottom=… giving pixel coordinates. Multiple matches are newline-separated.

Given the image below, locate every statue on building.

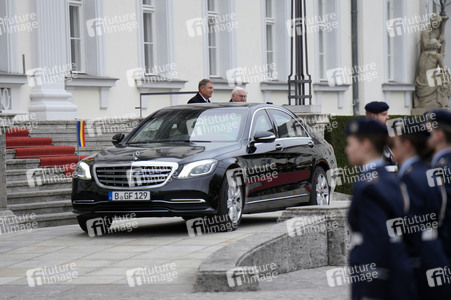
left=414, top=13, right=451, bottom=108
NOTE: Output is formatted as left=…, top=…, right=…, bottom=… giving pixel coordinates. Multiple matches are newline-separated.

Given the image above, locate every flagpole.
left=75, top=117, right=80, bottom=162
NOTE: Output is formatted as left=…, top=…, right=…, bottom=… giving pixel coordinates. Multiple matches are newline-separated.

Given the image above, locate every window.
left=207, top=0, right=219, bottom=76
left=142, top=0, right=156, bottom=74
left=384, top=0, right=405, bottom=82
left=270, top=110, right=308, bottom=138
left=316, top=0, right=339, bottom=81
left=67, top=0, right=84, bottom=72
left=317, top=0, right=326, bottom=80
left=386, top=0, right=395, bottom=81
left=265, top=0, right=275, bottom=79
left=251, top=110, right=274, bottom=137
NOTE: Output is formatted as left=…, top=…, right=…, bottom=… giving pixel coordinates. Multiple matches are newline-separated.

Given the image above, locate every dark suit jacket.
left=188, top=93, right=210, bottom=103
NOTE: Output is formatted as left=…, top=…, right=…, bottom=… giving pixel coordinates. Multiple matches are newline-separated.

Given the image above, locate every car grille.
left=94, top=162, right=178, bottom=189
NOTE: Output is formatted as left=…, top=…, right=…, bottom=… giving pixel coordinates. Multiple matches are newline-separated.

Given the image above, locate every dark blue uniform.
left=399, top=157, right=450, bottom=299
left=348, top=162, right=417, bottom=300
left=432, top=149, right=451, bottom=263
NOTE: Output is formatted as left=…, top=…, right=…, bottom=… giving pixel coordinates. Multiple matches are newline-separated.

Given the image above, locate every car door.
left=267, top=108, right=314, bottom=208
left=241, top=109, right=288, bottom=212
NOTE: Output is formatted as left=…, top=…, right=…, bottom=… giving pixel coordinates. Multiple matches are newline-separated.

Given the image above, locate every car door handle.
left=275, top=144, right=284, bottom=151
left=308, top=142, right=314, bottom=148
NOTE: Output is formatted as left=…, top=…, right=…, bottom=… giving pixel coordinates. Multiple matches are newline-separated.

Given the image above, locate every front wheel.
left=210, top=174, right=244, bottom=231
left=309, top=167, right=330, bottom=205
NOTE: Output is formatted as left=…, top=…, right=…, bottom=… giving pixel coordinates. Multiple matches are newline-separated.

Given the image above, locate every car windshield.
left=127, top=108, right=246, bottom=144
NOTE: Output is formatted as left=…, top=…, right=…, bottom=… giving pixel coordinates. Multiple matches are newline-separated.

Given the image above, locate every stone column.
left=28, top=0, right=78, bottom=120
left=0, top=113, right=16, bottom=220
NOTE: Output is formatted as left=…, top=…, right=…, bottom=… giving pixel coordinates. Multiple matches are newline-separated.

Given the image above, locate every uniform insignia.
left=438, top=158, right=449, bottom=168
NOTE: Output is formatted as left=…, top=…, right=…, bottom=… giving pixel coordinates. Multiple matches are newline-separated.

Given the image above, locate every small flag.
left=77, top=121, right=86, bottom=147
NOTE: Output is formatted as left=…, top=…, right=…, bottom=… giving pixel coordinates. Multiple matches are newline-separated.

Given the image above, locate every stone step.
left=6, top=149, right=15, bottom=159
left=6, top=168, right=66, bottom=182
left=8, top=200, right=73, bottom=216
left=7, top=178, right=72, bottom=193
left=29, top=212, right=77, bottom=228
left=6, top=158, right=40, bottom=170
left=6, top=189, right=72, bottom=205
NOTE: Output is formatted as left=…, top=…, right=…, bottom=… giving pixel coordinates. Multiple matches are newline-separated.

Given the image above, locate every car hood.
left=91, top=142, right=241, bottom=164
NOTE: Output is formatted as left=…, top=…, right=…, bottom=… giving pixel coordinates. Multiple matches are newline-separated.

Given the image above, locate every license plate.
left=108, top=191, right=151, bottom=201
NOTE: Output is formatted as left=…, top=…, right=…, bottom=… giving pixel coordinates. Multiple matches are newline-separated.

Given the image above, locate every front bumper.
left=71, top=173, right=222, bottom=218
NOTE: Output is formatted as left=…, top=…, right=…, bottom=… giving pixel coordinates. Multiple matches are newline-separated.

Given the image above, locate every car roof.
left=160, top=103, right=275, bottom=111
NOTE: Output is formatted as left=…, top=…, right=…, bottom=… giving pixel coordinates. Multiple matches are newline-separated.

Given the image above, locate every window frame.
left=66, top=0, right=86, bottom=73
left=142, top=0, right=157, bottom=75
left=264, top=0, right=276, bottom=80
left=207, top=0, right=220, bottom=77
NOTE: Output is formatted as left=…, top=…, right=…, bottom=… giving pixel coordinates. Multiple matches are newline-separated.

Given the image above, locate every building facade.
left=0, top=0, right=448, bottom=120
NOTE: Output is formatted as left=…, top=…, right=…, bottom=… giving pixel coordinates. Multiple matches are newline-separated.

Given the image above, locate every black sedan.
left=72, top=103, right=337, bottom=233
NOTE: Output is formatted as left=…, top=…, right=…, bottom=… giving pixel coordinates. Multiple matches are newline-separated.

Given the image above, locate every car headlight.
left=178, top=159, right=218, bottom=179
left=73, top=161, right=92, bottom=180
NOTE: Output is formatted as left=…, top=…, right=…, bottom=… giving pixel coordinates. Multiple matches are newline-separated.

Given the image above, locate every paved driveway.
left=0, top=212, right=285, bottom=299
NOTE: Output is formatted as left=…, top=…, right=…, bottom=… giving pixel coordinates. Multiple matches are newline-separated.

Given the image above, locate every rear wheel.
left=309, top=167, right=330, bottom=205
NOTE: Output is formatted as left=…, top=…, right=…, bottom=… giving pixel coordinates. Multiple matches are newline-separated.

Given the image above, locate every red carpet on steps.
left=6, top=137, right=53, bottom=148
left=15, top=146, right=76, bottom=158
left=6, top=128, right=30, bottom=137
left=6, top=128, right=88, bottom=176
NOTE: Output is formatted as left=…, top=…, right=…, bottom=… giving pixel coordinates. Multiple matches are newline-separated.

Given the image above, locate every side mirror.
left=112, top=133, right=125, bottom=146
left=253, top=131, right=276, bottom=143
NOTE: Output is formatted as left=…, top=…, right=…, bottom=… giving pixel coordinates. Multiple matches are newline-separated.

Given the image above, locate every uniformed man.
left=427, top=110, right=451, bottom=264
left=390, top=118, right=450, bottom=299
left=365, top=101, right=396, bottom=167
left=345, top=118, right=416, bottom=300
